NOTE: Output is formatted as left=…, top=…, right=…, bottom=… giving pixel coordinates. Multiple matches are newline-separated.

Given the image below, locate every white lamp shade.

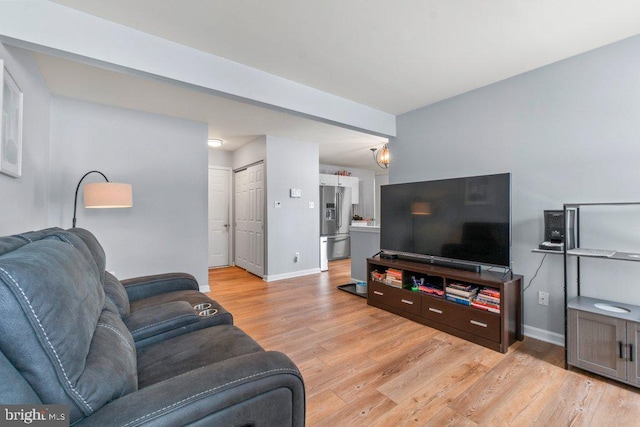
left=84, top=182, right=133, bottom=208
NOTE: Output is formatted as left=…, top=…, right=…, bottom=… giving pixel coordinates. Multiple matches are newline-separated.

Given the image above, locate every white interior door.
left=208, top=166, right=231, bottom=267
left=234, top=163, right=264, bottom=277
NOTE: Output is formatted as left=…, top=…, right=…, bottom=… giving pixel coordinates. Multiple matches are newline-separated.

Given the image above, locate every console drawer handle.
left=470, top=320, right=488, bottom=328
left=401, top=299, right=414, bottom=305
left=373, top=291, right=384, bottom=296
left=428, top=307, right=443, bottom=314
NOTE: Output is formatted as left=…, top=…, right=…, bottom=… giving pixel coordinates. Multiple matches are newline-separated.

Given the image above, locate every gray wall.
left=48, top=97, right=209, bottom=287
left=233, top=136, right=266, bottom=170
left=0, top=45, right=51, bottom=235
left=208, top=148, right=232, bottom=168
left=374, top=174, right=389, bottom=226
left=266, top=136, right=320, bottom=278
left=394, top=34, right=640, bottom=341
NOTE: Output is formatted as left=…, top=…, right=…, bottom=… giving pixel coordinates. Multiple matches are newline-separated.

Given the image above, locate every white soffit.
left=0, top=1, right=396, bottom=137
left=51, top=0, right=640, bottom=115
left=33, top=53, right=387, bottom=171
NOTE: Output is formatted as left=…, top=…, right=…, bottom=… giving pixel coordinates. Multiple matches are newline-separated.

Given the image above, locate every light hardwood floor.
left=208, top=260, right=640, bottom=426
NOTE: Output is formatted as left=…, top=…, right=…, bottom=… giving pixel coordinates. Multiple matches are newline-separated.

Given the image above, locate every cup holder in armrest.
left=193, top=303, right=212, bottom=311
left=198, top=308, right=218, bottom=317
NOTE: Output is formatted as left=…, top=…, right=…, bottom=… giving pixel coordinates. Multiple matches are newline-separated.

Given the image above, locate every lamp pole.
left=72, top=170, right=109, bottom=228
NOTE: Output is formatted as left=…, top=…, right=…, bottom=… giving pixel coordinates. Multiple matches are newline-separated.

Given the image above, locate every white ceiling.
left=38, top=0, right=640, bottom=170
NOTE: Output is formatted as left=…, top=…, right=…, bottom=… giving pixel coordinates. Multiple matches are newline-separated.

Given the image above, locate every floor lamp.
left=72, top=170, right=133, bottom=228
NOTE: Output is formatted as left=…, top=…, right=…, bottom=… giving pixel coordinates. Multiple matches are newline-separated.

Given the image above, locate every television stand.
left=367, top=256, right=523, bottom=353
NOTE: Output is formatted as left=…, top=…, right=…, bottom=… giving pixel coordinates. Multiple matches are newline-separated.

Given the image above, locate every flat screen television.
left=380, top=173, right=511, bottom=269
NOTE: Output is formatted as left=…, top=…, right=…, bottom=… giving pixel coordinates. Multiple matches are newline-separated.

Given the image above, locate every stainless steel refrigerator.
left=320, top=185, right=352, bottom=260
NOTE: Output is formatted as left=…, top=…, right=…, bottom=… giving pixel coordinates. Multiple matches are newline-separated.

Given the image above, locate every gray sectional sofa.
left=0, top=228, right=305, bottom=426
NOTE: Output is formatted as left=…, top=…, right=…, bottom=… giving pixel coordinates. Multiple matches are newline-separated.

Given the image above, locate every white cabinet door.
left=320, top=174, right=338, bottom=186
left=350, top=177, right=359, bottom=204
left=337, top=176, right=359, bottom=204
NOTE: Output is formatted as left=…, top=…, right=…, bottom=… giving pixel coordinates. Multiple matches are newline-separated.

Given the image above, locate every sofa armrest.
left=121, top=273, right=200, bottom=301
left=73, top=351, right=305, bottom=427
left=124, top=301, right=200, bottom=344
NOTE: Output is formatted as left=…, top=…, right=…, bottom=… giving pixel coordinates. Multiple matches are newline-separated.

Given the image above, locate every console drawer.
left=369, top=281, right=421, bottom=316
left=423, top=297, right=500, bottom=342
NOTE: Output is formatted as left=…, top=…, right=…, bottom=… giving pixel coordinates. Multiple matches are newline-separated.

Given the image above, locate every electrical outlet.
left=538, top=291, right=549, bottom=306
left=294, top=252, right=300, bottom=263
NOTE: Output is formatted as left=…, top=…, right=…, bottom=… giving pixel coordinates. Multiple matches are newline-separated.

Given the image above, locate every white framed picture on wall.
left=0, top=60, right=23, bottom=178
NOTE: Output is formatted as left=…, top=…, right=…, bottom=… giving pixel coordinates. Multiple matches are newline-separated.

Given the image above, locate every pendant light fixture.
left=370, top=143, right=390, bottom=169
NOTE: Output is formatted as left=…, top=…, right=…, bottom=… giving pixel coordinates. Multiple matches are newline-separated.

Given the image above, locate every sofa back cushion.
left=61, top=228, right=107, bottom=284
left=15, top=227, right=63, bottom=243
left=46, top=231, right=130, bottom=316
left=0, top=347, right=42, bottom=404
left=104, top=271, right=131, bottom=317
left=0, top=228, right=63, bottom=257
left=0, top=235, right=29, bottom=257
left=0, top=239, right=137, bottom=423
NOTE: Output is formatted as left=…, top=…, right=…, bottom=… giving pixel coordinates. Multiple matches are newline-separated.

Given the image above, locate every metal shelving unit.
left=563, top=202, right=640, bottom=369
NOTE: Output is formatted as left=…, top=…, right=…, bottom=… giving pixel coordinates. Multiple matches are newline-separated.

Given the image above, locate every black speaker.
left=544, top=210, right=564, bottom=243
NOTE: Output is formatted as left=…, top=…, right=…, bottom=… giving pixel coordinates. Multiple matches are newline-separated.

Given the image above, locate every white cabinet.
left=320, top=174, right=359, bottom=204
left=338, top=176, right=359, bottom=204
left=319, top=174, right=338, bottom=186
left=351, top=178, right=359, bottom=204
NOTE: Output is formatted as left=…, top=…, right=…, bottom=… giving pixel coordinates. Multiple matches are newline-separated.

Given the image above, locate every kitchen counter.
left=350, top=225, right=380, bottom=282
left=349, top=226, right=380, bottom=234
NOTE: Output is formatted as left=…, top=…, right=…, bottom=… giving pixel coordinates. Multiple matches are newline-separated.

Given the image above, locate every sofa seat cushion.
left=130, top=289, right=233, bottom=327
left=136, top=325, right=264, bottom=389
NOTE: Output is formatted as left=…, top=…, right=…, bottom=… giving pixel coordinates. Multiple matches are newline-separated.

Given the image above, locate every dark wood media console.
left=367, top=257, right=523, bottom=353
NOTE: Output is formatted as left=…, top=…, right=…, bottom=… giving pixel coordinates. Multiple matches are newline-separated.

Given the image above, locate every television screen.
left=380, top=173, right=511, bottom=268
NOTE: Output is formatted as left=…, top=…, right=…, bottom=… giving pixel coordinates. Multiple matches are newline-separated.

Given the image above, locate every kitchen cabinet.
left=319, top=174, right=338, bottom=186
left=320, top=174, right=359, bottom=204
left=339, top=176, right=359, bottom=204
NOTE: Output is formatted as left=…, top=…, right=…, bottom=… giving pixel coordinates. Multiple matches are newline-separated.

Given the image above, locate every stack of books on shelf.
left=370, top=270, right=385, bottom=282
left=445, top=282, right=479, bottom=306
left=418, top=284, right=445, bottom=298
left=409, top=276, right=444, bottom=297
left=384, top=268, right=403, bottom=288
left=472, top=288, right=501, bottom=313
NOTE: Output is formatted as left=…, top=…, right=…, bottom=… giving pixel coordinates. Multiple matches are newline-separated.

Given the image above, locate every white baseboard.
left=523, top=324, right=564, bottom=347
left=265, top=268, right=321, bottom=282
left=199, top=284, right=211, bottom=293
